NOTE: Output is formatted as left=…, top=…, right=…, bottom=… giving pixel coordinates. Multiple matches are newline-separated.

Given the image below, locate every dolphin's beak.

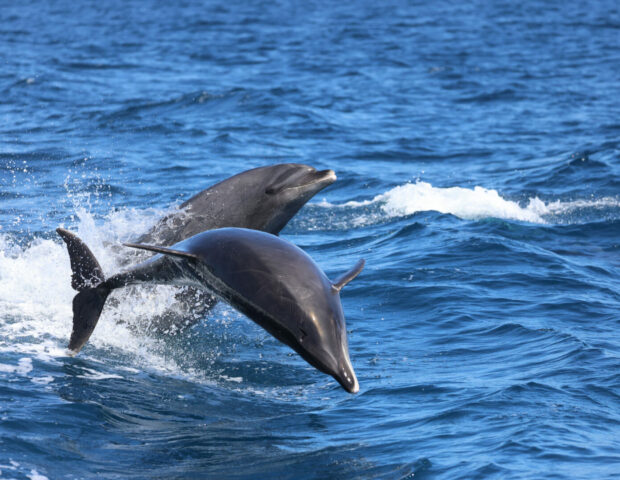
left=333, top=354, right=359, bottom=394
left=269, top=168, right=336, bottom=196
left=294, top=169, right=336, bottom=194
left=312, top=169, right=337, bottom=189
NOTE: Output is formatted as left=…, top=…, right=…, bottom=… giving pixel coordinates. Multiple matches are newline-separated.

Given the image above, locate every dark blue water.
left=1, top=0, right=619, bottom=478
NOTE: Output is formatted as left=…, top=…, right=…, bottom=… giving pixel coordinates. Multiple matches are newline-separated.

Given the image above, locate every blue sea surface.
left=1, top=0, right=619, bottom=478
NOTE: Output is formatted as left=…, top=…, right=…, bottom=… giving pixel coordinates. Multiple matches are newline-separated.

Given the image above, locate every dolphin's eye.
left=265, top=187, right=276, bottom=195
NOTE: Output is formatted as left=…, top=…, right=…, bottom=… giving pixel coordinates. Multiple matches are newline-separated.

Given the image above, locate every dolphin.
left=135, top=163, right=337, bottom=245
left=57, top=227, right=364, bottom=393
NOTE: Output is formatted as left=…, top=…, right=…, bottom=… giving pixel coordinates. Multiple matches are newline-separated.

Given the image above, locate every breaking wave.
left=318, top=181, right=619, bottom=224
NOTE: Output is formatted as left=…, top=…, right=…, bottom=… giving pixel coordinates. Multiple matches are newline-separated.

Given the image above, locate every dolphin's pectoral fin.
left=331, top=259, right=365, bottom=292
left=122, top=242, right=199, bottom=261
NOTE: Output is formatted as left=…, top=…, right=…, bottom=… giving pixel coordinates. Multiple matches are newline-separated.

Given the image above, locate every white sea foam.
left=0, top=357, right=33, bottom=375
left=0, top=206, right=198, bottom=380
left=76, top=367, right=124, bottom=381
left=28, top=470, right=49, bottom=480
left=319, top=181, right=619, bottom=224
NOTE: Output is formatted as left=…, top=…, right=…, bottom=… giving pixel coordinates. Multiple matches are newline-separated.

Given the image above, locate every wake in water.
left=317, top=181, right=619, bottom=225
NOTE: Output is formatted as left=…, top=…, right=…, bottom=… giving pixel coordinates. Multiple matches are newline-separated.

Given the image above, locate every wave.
left=318, top=181, right=619, bottom=225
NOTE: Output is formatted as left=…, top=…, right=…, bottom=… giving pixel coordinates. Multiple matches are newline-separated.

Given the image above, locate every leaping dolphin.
left=136, top=163, right=337, bottom=245
left=57, top=227, right=364, bottom=393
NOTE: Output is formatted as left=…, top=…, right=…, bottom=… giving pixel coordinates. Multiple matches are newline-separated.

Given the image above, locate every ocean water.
left=1, top=0, right=619, bottom=478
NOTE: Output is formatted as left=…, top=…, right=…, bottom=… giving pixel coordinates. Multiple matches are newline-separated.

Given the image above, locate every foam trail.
left=319, top=181, right=619, bottom=224
left=0, top=206, right=200, bottom=378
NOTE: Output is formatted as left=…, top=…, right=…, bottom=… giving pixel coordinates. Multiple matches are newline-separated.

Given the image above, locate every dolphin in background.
left=136, top=163, right=337, bottom=245
left=57, top=227, right=364, bottom=393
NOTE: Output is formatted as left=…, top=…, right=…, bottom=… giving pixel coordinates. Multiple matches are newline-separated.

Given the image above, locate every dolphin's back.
left=190, top=229, right=329, bottom=305
left=182, top=229, right=337, bottom=341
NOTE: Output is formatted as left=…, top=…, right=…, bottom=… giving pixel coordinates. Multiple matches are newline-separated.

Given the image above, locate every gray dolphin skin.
left=57, top=227, right=364, bottom=393
left=136, top=163, right=337, bottom=245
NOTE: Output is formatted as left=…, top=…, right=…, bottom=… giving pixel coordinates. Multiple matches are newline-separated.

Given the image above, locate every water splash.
left=0, top=206, right=199, bottom=378
left=318, top=181, right=619, bottom=225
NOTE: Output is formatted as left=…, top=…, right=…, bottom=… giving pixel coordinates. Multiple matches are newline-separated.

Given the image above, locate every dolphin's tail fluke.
left=68, top=287, right=111, bottom=354
left=57, top=228, right=111, bottom=355
left=56, top=228, right=105, bottom=290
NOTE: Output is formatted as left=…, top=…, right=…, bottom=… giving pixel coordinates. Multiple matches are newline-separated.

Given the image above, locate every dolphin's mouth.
left=308, top=169, right=337, bottom=188
left=335, top=373, right=359, bottom=394
left=333, top=356, right=359, bottom=394
left=286, top=169, right=337, bottom=192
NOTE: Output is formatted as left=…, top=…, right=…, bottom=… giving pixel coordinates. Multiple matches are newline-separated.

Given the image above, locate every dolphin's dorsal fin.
left=332, top=259, right=365, bottom=292
left=123, top=243, right=199, bottom=260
